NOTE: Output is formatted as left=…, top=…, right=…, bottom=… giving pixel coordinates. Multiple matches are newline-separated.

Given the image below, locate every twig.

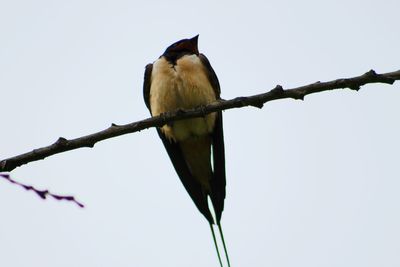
left=1, top=69, right=399, bottom=172
left=0, top=173, right=84, bottom=208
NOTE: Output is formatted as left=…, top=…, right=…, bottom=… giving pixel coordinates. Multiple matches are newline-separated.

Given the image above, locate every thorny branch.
left=1, top=69, right=399, bottom=173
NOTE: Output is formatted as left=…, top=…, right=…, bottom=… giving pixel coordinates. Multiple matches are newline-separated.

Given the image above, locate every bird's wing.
left=199, top=54, right=221, bottom=98
left=143, top=62, right=214, bottom=223
left=156, top=128, right=214, bottom=223
left=199, top=54, right=226, bottom=223
left=143, top=63, right=153, bottom=110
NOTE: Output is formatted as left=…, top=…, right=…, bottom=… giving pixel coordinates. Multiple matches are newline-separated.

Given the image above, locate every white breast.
left=150, top=55, right=217, bottom=141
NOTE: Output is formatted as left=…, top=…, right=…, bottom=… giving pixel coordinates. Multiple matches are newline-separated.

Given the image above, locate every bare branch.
left=1, top=69, right=399, bottom=172
left=0, top=173, right=84, bottom=207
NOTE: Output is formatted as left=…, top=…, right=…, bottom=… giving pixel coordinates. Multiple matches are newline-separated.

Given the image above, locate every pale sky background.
left=1, top=1, right=400, bottom=266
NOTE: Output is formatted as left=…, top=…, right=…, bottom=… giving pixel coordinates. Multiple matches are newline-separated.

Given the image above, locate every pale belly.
left=150, top=55, right=217, bottom=142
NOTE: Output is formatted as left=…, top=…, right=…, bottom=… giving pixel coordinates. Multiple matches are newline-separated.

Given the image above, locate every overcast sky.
left=1, top=0, right=400, bottom=266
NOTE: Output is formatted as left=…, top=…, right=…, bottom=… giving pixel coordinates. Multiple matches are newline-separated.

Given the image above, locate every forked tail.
left=217, top=222, right=231, bottom=267
left=209, top=221, right=231, bottom=267
left=210, top=223, right=223, bottom=267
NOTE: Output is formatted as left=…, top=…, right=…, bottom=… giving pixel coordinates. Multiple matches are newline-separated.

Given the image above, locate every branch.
left=1, top=69, right=399, bottom=172
left=0, top=173, right=84, bottom=207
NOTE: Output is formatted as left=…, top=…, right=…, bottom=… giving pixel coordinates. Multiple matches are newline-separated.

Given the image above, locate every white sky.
left=1, top=0, right=400, bottom=266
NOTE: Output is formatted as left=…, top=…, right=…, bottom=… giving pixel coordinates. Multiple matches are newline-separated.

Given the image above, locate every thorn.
left=86, top=142, right=95, bottom=148
left=111, top=123, right=118, bottom=127
left=271, top=84, right=284, bottom=94
left=55, top=137, right=67, bottom=146
left=365, top=69, right=377, bottom=77
left=350, top=85, right=361, bottom=91
left=363, top=69, right=395, bottom=84
left=253, top=102, right=264, bottom=109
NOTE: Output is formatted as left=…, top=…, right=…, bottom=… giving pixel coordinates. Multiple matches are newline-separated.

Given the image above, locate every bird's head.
left=162, top=35, right=199, bottom=63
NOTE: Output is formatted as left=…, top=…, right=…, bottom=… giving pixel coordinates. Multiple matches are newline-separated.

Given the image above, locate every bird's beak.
left=190, top=35, right=199, bottom=55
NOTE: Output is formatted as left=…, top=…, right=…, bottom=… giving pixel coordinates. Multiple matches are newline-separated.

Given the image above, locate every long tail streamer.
left=218, top=222, right=231, bottom=267
left=210, top=223, right=224, bottom=267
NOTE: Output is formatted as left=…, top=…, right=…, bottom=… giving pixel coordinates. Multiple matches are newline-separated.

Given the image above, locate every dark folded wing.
left=211, top=112, right=226, bottom=223
left=156, top=129, right=214, bottom=224
left=199, top=54, right=226, bottom=223
left=143, top=63, right=153, bottom=111
left=199, top=54, right=221, bottom=98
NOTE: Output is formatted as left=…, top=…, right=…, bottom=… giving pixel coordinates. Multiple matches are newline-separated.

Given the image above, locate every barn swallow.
left=143, top=35, right=230, bottom=267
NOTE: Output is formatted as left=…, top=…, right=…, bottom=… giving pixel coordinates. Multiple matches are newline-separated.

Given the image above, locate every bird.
left=143, top=35, right=230, bottom=267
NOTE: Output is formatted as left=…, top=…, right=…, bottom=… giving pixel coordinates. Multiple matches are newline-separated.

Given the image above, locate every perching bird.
left=143, top=35, right=230, bottom=267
